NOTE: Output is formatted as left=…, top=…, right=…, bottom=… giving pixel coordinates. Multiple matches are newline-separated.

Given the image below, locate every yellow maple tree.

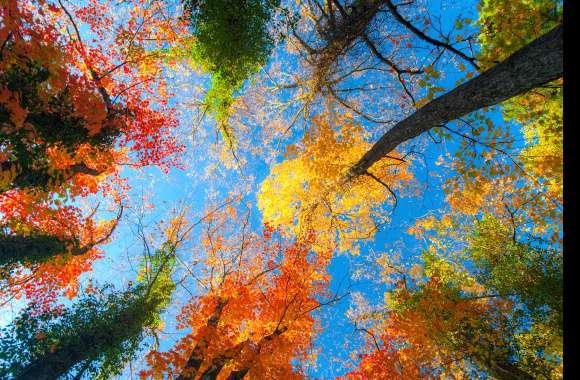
left=258, top=111, right=416, bottom=254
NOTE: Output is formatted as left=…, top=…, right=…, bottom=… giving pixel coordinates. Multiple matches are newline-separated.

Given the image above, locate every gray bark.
left=344, top=24, right=563, bottom=183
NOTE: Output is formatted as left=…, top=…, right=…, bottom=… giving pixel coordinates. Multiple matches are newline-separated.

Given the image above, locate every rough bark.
left=343, top=24, right=563, bottom=183
left=301, top=24, right=563, bottom=224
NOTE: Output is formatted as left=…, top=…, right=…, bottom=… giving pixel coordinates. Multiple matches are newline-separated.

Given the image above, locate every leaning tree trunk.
left=302, top=24, right=562, bottom=223
left=0, top=235, right=68, bottom=266
left=343, top=24, right=563, bottom=182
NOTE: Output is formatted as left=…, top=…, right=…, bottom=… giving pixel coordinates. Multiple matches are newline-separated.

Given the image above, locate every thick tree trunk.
left=0, top=235, right=68, bottom=266
left=343, top=24, right=563, bottom=182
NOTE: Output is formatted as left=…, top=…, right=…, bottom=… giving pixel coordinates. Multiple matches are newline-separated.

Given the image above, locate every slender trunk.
left=303, top=24, right=562, bottom=224
left=177, top=299, right=228, bottom=380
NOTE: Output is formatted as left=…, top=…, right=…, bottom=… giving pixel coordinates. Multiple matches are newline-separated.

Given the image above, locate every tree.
left=0, top=205, right=123, bottom=268
left=0, top=0, right=565, bottom=378
left=435, top=0, right=563, bottom=247
left=258, top=110, right=416, bottom=254
left=0, top=201, right=124, bottom=309
left=347, top=203, right=563, bottom=379
left=1, top=0, right=185, bottom=192
left=178, top=0, right=281, bottom=146
left=0, top=0, right=187, bottom=305
left=0, top=213, right=191, bottom=379
left=259, top=22, right=562, bottom=250
left=287, top=0, right=478, bottom=119
left=344, top=23, right=561, bottom=180
left=141, top=205, right=339, bottom=379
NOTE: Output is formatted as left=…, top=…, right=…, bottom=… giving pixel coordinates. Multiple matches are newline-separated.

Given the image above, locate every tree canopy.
left=0, top=0, right=564, bottom=378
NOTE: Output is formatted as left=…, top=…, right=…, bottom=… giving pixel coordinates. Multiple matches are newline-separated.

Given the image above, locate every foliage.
left=181, top=0, right=280, bottom=144
left=258, top=110, right=416, bottom=254
left=0, top=0, right=565, bottom=378
left=0, top=239, right=178, bottom=379
left=351, top=210, right=563, bottom=379
left=141, top=206, right=332, bottom=379
left=469, top=216, right=562, bottom=333
left=476, top=0, right=563, bottom=210
left=0, top=47, right=120, bottom=193
left=0, top=199, right=119, bottom=307
left=477, top=0, right=562, bottom=69
left=0, top=0, right=186, bottom=307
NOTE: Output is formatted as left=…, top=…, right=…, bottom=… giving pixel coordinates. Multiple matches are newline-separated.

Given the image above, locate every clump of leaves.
left=477, top=0, right=563, bottom=195
left=181, top=0, right=280, bottom=144
left=468, top=216, right=562, bottom=334
left=0, top=54, right=121, bottom=192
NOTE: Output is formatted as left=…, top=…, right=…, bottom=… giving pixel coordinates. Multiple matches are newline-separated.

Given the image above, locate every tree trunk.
left=227, top=368, right=249, bottom=380
left=485, top=359, right=534, bottom=380
left=0, top=235, right=68, bottom=266
left=177, top=299, right=228, bottom=380
left=15, top=300, right=149, bottom=380
left=1, top=161, right=100, bottom=193
left=0, top=205, right=120, bottom=266
left=343, top=24, right=562, bottom=182
left=310, top=0, right=384, bottom=91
